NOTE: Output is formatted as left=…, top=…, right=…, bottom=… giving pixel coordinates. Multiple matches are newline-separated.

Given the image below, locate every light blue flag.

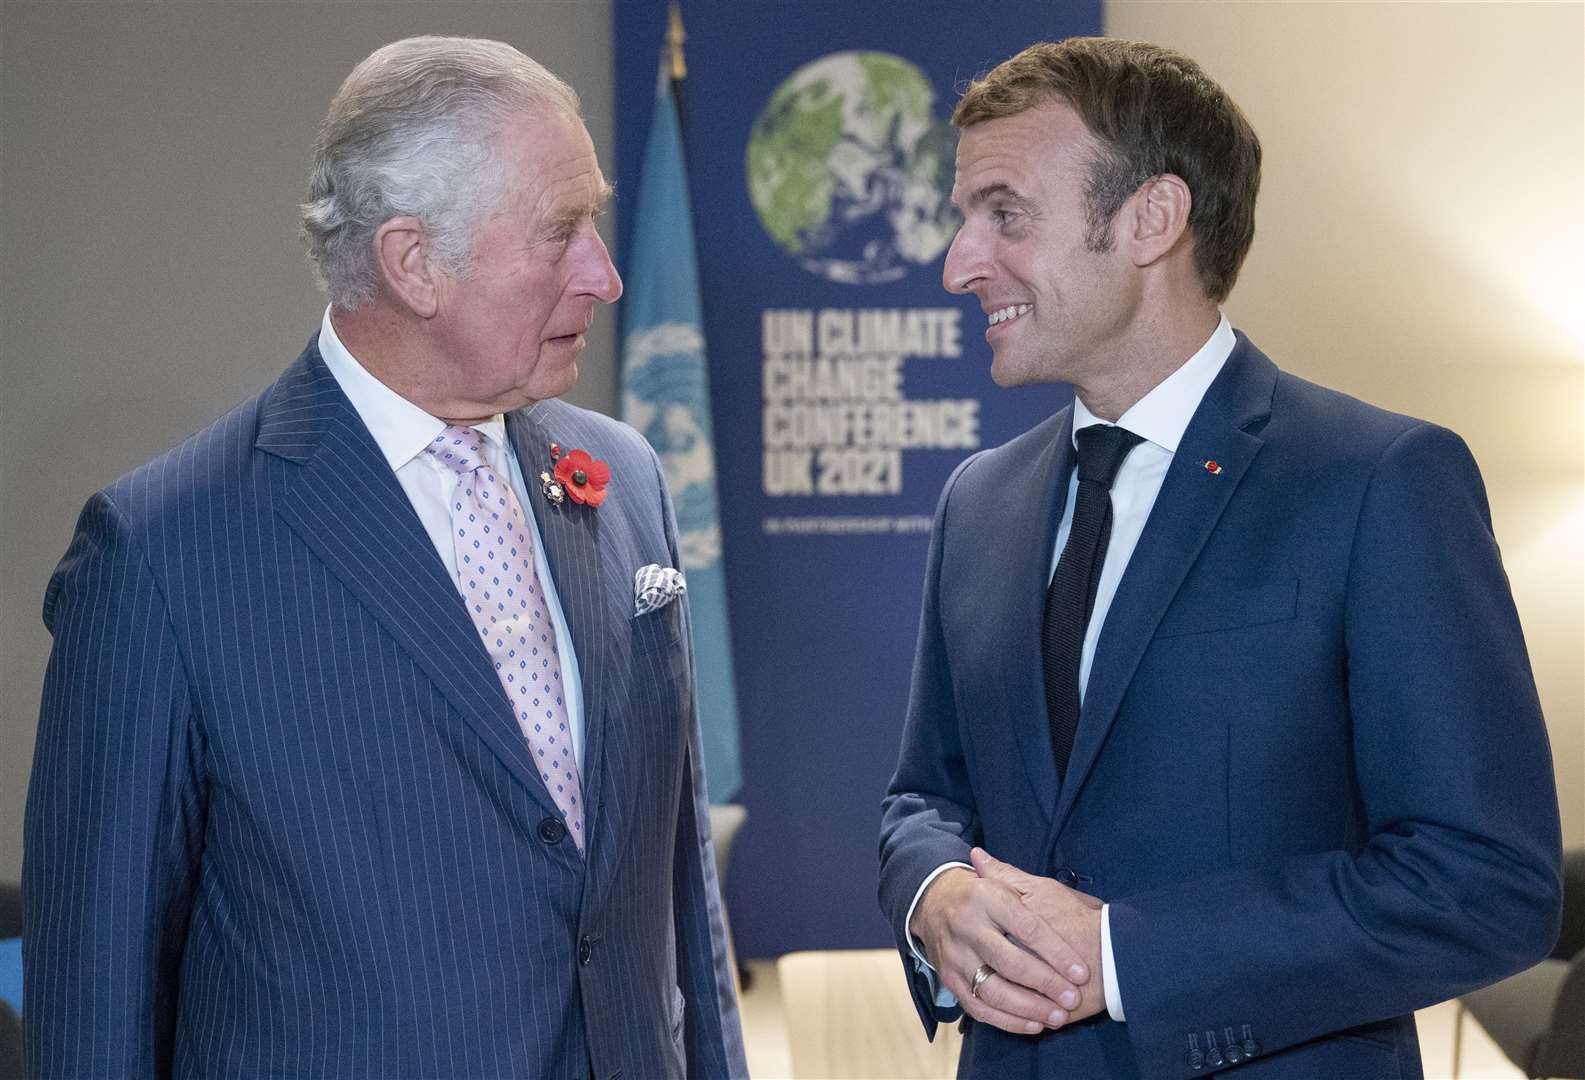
left=621, top=74, right=742, bottom=804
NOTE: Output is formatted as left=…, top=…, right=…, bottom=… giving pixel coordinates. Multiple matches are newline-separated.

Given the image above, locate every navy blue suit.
left=24, top=338, right=746, bottom=1079
left=879, top=335, right=1561, bottom=1078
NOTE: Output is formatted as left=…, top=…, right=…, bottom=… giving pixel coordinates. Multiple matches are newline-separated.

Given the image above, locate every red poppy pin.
left=541, top=443, right=611, bottom=508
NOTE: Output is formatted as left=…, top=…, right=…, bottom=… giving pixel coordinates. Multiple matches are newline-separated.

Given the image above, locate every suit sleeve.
left=878, top=455, right=982, bottom=1035
left=24, top=490, right=207, bottom=1079
left=647, top=446, right=748, bottom=1080
left=1108, top=423, right=1563, bottom=1078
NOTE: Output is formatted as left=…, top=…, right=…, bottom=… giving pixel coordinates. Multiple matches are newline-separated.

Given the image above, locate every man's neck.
left=332, top=304, right=423, bottom=390
left=332, top=303, right=479, bottom=422
left=1074, top=304, right=1221, bottom=421
left=332, top=303, right=526, bottom=427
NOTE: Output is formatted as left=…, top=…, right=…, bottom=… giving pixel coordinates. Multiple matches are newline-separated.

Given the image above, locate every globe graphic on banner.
left=746, top=52, right=960, bottom=285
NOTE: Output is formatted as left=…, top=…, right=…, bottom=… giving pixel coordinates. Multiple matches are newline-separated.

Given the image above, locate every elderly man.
left=879, top=37, right=1561, bottom=1079
left=24, top=36, right=745, bottom=1079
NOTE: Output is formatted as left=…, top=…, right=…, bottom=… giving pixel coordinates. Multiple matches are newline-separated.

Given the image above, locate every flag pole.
left=666, top=2, right=687, bottom=128
left=620, top=0, right=743, bottom=806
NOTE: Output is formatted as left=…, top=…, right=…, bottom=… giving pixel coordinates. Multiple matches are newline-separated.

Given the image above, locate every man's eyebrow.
left=958, top=182, right=1033, bottom=211
left=544, top=181, right=614, bottom=234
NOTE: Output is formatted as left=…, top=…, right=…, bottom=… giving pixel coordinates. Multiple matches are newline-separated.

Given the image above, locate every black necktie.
left=1042, top=424, right=1145, bottom=781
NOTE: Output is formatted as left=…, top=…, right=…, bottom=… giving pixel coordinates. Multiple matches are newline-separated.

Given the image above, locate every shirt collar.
left=1073, top=314, right=1235, bottom=454
left=317, top=306, right=510, bottom=469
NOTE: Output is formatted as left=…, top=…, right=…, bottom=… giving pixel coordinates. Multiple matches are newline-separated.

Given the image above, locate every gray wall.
left=1, top=2, right=616, bottom=883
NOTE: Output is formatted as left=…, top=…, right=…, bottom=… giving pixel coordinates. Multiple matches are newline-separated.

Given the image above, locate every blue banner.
left=616, top=1, right=1100, bottom=955
left=621, top=68, right=743, bottom=804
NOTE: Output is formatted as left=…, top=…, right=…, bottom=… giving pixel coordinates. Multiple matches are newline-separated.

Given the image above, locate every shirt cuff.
left=906, top=861, right=973, bottom=1008
left=1101, top=902, right=1125, bottom=1022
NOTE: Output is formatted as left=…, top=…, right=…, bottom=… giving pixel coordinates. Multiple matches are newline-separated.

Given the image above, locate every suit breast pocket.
left=1154, top=576, right=1299, bottom=639
left=629, top=602, right=689, bottom=700
left=632, top=601, right=683, bottom=656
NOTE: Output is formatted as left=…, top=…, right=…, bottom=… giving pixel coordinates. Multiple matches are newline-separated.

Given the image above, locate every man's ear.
left=373, top=216, right=442, bottom=318
left=1125, top=174, right=1193, bottom=269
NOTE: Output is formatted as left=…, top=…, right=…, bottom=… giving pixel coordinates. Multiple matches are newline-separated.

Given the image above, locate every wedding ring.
left=970, top=963, right=994, bottom=999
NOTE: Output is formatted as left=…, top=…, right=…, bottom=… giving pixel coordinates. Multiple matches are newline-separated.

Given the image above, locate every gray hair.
left=301, top=36, right=580, bottom=310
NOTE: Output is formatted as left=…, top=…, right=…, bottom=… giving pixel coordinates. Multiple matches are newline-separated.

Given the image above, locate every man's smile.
left=987, top=303, right=1032, bottom=326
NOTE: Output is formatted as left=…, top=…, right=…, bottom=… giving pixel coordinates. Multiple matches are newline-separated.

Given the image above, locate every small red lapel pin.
left=548, top=444, right=611, bottom=508
left=1203, top=459, right=1223, bottom=475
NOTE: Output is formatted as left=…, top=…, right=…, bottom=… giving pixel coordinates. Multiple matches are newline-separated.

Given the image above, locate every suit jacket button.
left=1205, top=1048, right=1224, bottom=1068
left=1224, top=1045, right=1243, bottom=1064
left=1243, top=1038, right=1261, bottom=1057
left=578, top=935, right=593, bottom=966
left=538, top=817, right=566, bottom=844
left=1053, top=867, right=1077, bottom=886
left=1187, top=1049, right=1204, bottom=1070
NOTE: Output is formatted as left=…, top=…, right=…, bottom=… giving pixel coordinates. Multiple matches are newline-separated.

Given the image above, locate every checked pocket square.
left=634, top=564, right=686, bottom=617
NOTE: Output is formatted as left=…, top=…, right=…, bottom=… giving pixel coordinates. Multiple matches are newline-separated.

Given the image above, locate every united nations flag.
left=621, top=54, right=742, bottom=804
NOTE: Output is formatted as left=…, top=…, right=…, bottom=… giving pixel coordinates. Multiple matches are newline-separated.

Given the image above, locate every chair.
left=707, top=804, right=747, bottom=899
left=0, top=1000, right=18, bottom=1080
left=1454, top=848, right=1585, bottom=1078
left=0, top=881, right=19, bottom=1011
left=0, top=881, right=19, bottom=1080
left=707, top=804, right=748, bottom=994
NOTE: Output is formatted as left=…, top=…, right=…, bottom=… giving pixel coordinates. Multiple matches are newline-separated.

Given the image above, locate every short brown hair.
left=955, top=38, right=1261, bottom=302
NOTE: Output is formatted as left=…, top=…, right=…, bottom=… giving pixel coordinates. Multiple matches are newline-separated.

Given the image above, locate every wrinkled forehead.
left=496, top=109, right=613, bottom=212
left=949, top=122, right=1032, bottom=210
left=950, top=103, right=1095, bottom=208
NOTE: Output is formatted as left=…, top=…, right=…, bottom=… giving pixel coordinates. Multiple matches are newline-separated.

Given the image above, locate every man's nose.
left=942, top=224, right=986, bottom=295
left=580, top=227, right=623, bottom=304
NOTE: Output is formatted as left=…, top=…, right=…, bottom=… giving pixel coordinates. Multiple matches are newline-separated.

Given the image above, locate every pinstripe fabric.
left=23, top=337, right=746, bottom=1079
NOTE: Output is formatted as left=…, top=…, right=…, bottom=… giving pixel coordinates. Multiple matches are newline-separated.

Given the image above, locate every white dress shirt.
left=316, top=307, right=587, bottom=775
left=907, top=315, right=1236, bottom=1021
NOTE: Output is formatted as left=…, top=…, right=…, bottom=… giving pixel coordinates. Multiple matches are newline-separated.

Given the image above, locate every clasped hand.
left=910, top=847, right=1105, bottom=1035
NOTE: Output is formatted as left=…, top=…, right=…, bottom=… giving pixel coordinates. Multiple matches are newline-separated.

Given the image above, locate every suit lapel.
left=1049, top=337, right=1278, bottom=836
left=506, top=404, right=627, bottom=846
left=258, top=342, right=566, bottom=824
left=1001, top=409, right=1076, bottom=827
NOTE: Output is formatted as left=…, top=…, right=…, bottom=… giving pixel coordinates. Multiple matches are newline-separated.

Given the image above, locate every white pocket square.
left=634, top=564, right=686, bottom=616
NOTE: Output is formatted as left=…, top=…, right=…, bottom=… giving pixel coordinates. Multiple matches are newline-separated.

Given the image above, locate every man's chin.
left=989, top=355, right=1032, bottom=389
left=989, top=348, right=1067, bottom=390
left=523, top=363, right=578, bottom=406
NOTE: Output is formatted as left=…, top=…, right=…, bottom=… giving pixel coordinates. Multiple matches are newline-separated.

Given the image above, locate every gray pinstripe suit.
left=24, top=337, right=747, bottom=1079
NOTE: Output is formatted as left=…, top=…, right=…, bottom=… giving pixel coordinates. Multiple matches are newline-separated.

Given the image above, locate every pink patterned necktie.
left=425, top=425, right=584, bottom=849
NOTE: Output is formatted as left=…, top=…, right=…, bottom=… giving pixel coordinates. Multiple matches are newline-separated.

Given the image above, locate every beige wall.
left=1107, top=0, right=1584, bottom=844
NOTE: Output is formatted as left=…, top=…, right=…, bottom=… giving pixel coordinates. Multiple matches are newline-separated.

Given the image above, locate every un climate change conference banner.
left=616, top=1, right=1099, bottom=955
